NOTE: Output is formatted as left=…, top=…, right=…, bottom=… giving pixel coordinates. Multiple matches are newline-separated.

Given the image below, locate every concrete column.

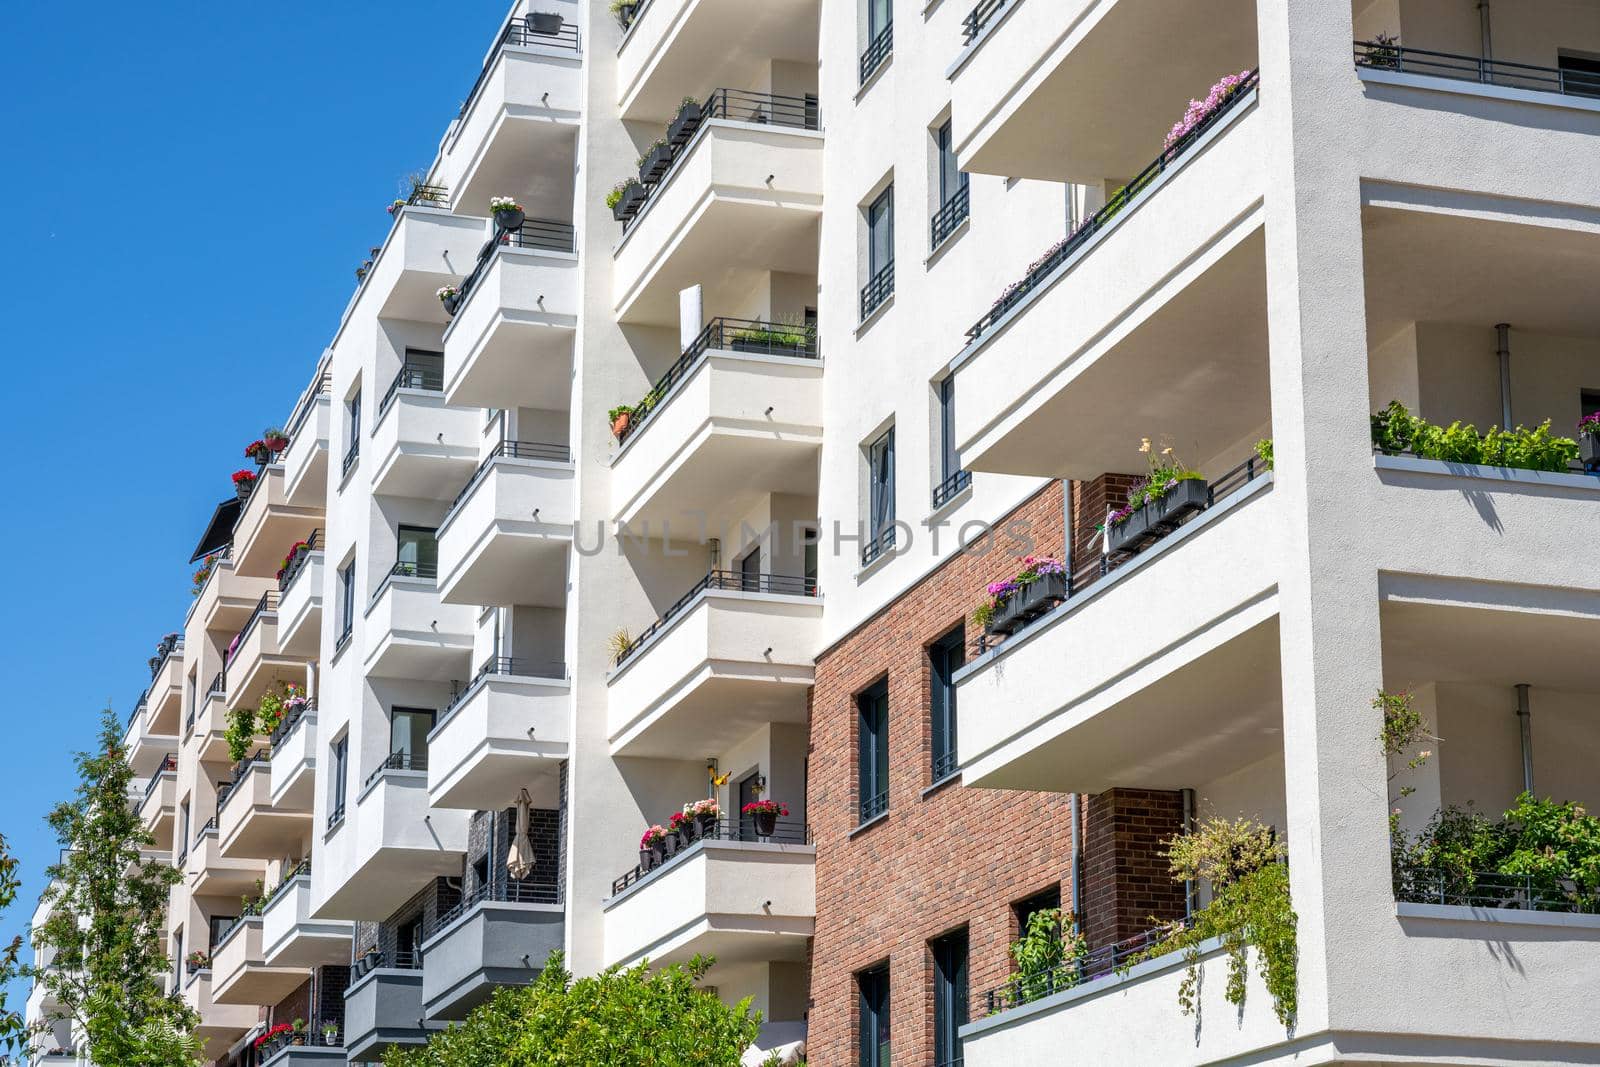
left=1256, top=0, right=1393, bottom=1037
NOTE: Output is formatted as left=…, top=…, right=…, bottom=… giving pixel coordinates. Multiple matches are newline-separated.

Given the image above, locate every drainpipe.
left=1515, top=683, right=1534, bottom=795
left=1496, top=323, right=1513, bottom=429
left=1479, top=1, right=1494, bottom=75
left=1181, top=788, right=1198, bottom=919
left=1068, top=792, right=1083, bottom=937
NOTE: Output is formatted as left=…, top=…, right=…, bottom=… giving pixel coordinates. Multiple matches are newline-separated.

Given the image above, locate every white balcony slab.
left=442, top=247, right=578, bottom=411
left=314, top=772, right=469, bottom=921
left=262, top=873, right=353, bottom=969
left=428, top=672, right=570, bottom=811
left=233, top=466, right=324, bottom=580
left=362, top=575, right=475, bottom=681
left=211, top=917, right=307, bottom=1006
left=217, top=762, right=310, bottom=861
left=369, top=392, right=481, bottom=500
left=277, top=551, right=324, bottom=657
left=437, top=457, right=574, bottom=607
left=283, top=393, right=331, bottom=508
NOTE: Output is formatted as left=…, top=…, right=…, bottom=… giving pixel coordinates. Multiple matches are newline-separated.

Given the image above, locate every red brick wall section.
left=1069, top=473, right=1144, bottom=575
left=808, top=484, right=1076, bottom=1067
left=1082, top=788, right=1188, bottom=951
left=270, top=977, right=311, bottom=1030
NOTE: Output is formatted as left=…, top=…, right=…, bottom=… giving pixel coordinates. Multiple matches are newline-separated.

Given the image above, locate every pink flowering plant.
left=1099, top=437, right=1205, bottom=530
left=1578, top=412, right=1600, bottom=438
left=972, top=555, right=1066, bottom=630
left=639, top=825, right=667, bottom=849
left=1164, top=70, right=1254, bottom=155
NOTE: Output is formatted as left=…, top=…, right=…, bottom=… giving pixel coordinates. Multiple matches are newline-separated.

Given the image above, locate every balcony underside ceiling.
left=617, top=431, right=820, bottom=531
left=612, top=673, right=812, bottom=758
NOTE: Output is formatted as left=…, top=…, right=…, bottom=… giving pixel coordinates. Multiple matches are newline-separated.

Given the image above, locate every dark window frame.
left=931, top=928, right=969, bottom=1067
left=856, top=961, right=891, bottom=1067
left=928, top=625, right=965, bottom=784
left=857, top=678, right=890, bottom=824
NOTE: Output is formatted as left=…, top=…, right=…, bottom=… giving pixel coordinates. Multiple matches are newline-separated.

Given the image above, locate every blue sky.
left=0, top=1, right=497, bottom=1023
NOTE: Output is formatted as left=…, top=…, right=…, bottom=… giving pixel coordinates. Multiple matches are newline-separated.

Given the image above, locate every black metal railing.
left=225, top=591, right=280, bottom=684
left=931, top=750, right=959, bottom=784
left=1355, top=40, right=1600, bottom=97
left=932, top=469, right=971, bottom=509
left=860, top=260, right=894, bottom=321
left=612, top=817, right=811, bottom=894
left=859, top=790, right=888, bottom=824
left=217, top=757, right=268, bottom=818
left=453, top=216, right=576, bottom=312
left=436, top=656, right=567, bottom=731
left=1395, top=868, right=1600, bottom=914
left=985, top=918, right=1193, bottom=1014
left=861, top=525, right=896, bottom=568
left=341, top=441, right=360, bottom=477
left=267, top=860, right=312, bottom=909
left=458, top=15, right=582, bottom=124
left=363, top=751, right=429, bottom=789
left=614, top=571, right=819, bottom=667
left=269, top=698, right=314, bottom=748
left=149, top=635, right=182, bottom=679
left=142, top=755, right=178, bottom=806
left=255, top=1020, right=345, bottom=1057
left=387, top=558, right=438, bottom=582
left=616, top=317, right=820, bottom=447
left=327, top=802, right=346, bottom=830
left=278, top=530, right=321, bottom=593
left=403, top=184, right=451, bottom=210
left=965, top=68, right=1259, bottom=344
left=285, top=368, right=332, bottom=440
left=352, top=947, right=423, bottom=977
left=446, top=439, right=572, bottom=516
left=978, top=449, right=1269, bottom=652
left=931, top=184, right=970, bottom=249
left=377, top=363, right=445, bottom=421
left=860, top=22, right=893, bottom=85
left=962, top=0, right=1009, bottom=43
left=207, top=672, right=225, bottom=700
left=198, top=816, right=219, bottom=841
left=427, top=878, right=562, bottom=941
left=615, top=0, right=654, bottom=38
left=621, top=89, right=821, bottom=234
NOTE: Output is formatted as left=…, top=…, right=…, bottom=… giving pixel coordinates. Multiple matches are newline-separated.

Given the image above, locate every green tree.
left=29, top=707, right=199, bottom=1064
left=383, top=952, right=761, bottom=1066
left=0, top=832, right=30, bottom=1055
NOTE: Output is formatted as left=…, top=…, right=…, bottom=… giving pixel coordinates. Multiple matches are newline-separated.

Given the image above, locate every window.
left=1583, top=390, right=1600, bottom=418
left=929, top=626, right=964, bottom=784
left=336, top=559, right=356, bottom=648
left=857, top=679, right=889, bottom=823
left=803, top=527, right=819, bottom=589
left=396, top=914, right=424, bottom=967
left=931, top=930, right=969, bottom=1067
left=934, top=377, right=969, bottom=506
left=856, top=963, right=890, bottom=1067
left=396, top=526, right=439, bottom=580
left=389, top=708, right=436, bottom=769
left=1559, top=53, right=1600, bottom=97
left=862, top=186, right=895, bottom=319
left=1012, top=885, right=1062, bottom=936
left=329, top=735, right=348, bottom=826
left=931, top=121, right=970, bottom=248
left=736, top=545, right=761, bottom=592
left=207, top=914, right=238, bottom=948
left=178, top=800, right=190, bottom=851
left=864, top=428, right=896, bottom=565
left=860, top=0, right=893, bottom=84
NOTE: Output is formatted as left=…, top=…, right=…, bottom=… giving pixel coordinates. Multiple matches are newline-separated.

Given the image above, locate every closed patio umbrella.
left=507, top=789, right=535, bottom=881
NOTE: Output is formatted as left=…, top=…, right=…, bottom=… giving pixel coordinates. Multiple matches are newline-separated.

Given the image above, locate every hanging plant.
left=224, top=706, right=258, bottom=764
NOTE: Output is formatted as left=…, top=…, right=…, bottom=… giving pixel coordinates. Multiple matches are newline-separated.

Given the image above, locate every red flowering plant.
left=255, top=1023, right=294, bottom=1050
left=667, top=811, right=689, bottom=834
left=740, top=800, right=789, bottom=818
left=263, top=427, right=289, bottom=452
left=244, top=439, right=270, bottom=461
left=277, top=540, right=311, bottom=582
left=639, top=824, right=667, bottom=849
left=232, top=469, right=257, bottom=487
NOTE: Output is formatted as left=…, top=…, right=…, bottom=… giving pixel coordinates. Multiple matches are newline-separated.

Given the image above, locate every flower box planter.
left=638, top=144, right=674, bottom=185
left=1582, top=434, right=1599, bottom=472
left=1106, top=478, right=1210, bottom=555
left=615, top=2, right=638, bottom=28
left=441, top=292, right=461, bottom=317
left=984, top=571, right=1069, bottom=637
left=525, top=11, right=563, bottom=35
left=751, top=810, right=778, bottom=837
left=667, top=103, right=703, bottom=148
left=638, top=848, right=655, bottom=872
left=730, top=335, right=810, bottom=357
left=492, top=207, right=525, bottom=233
left=613, top=182, right=647, bottom=221
left=661, top=831, right=680, bottom=860
left=235, top=480, right=256, bottom=503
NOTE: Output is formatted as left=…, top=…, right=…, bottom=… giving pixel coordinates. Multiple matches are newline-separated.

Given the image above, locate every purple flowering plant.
left=1578, top=412, right=1600, bottom=438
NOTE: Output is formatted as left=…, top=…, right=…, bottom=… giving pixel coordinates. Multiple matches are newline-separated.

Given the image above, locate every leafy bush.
left=1371, top=400, right=1579, bottom=473
left=1004, top=907, right=1087, bottom=1006
left=382, top=952, right=760, bottom=1066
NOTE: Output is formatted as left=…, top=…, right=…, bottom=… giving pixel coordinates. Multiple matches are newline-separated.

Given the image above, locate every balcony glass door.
left=390, top=707, right=436, bottom=768
left=396, top=526, right=439, bottom=580
left=738, top=546, right=761, bottom=592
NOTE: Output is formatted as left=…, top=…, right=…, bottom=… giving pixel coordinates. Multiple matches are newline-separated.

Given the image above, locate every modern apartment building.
left=26, top=0, right=1600, bottom=1064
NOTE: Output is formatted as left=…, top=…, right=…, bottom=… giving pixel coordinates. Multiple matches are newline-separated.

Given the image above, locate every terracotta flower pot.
left=611, top=411, right=633, bottom=439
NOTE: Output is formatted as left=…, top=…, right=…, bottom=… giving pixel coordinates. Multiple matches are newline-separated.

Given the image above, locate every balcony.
left=211, top=915, right=306, bottom=1006
left=283, top=364, right=332, bottom=508
left=428, top=658, right=569, bottom=811
left=261, top=863, right=352, bottom=968
left=957, top=461, right=1277, bottom=794
left=182, top=967, right=258, bottom=1051
left=603, top=819, right=814, bottom=971
left=190, top=549, right=275, bottom=638
left=616, top=0, right=820, bottom=123
left=441, top=221, right=579, bottom=411
left=187, top=673, right=230, bottom=763
left=233, top=465, right=324, bottom=580
left=947, top=0, right=1256, bottom=181
left=318, top=760, right=469, bottom=919
left=144, top=635, right=186, bottom=738
left=613, top=91, right=823, bottom=326
left=348, top=206, right=487, bottom=326
left=608, top=571, right=819, bottom=758
left=344, top=955, right=439, bottom=1062
left=224, top=591, right=302, bottom=713
left=138, top=756, right=178, bottom=848
left=276, top=533, right=324, bottom=657
left=950, top=75, right=1265, bottom=479
left=436, top=442, right=574, bottom=608
left=436, top=8, right=582, bottom=226
left=609, top=318, right=823, bottom=532
left=268, top=700, right=319, bottom=811
left=369, top=364, right=480, bottom=499
left=217, top=760, right=311, bottom=861
left=420, top=881, right=563, bottom=1020
left=362, top=564, right=474, bottom=681
left=125, top=698, right=179, bottom=776
left=185, top=822, right=264, bottom=898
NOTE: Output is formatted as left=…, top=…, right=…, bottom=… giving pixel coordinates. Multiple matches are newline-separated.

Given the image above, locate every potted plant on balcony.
left=388, top=198, right=407, bottom=217
left=291, top=1019, right=306, bottom=1046
left=684, top=798, right=720, bottom=841
left=185, top=950, right=211, bottom=972
left=668, top=97, right=703, bottom=148
left=1102, top=439, right=1209, bottom=556
left=974, top=556, right=1068, bottom=639
left=640, top=824, right=667, bottom=871
left=264, top=427, right=289, bottom=456
left=322, top=1022, right=340, bottom=1047
left=609, top=0, right=637, bottom=29
left=489, top=195, right=525, bottom=232
left=730, top=318, right=813, bottom=356
left=742, top=799, right=789, bottom=838
left=608, top=178, right=646, bottom=221
left=1579, top=413, right=1600, bottom=471
left=668, top=810, right=693, bottom=847
left=255, top=1023, right=293, bottom=1053
left=231, top=468, right=258, bottom=502
left=525, top=10, right=564, bottom=35
left=637, top=138, right=673, bottom=185
left=192, top=558, right=216, bottom=598
left=245, top=439, right=271, bottom=468
left=608, top=405, right=636, bottom=441
left=438, top=284, right=461, bottom=317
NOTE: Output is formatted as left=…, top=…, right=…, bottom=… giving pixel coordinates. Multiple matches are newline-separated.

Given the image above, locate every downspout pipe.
left=1497, top=323, right=1513, bottom=429
left=1479, top=1, right=1494, bottom=72
left=1181, top=788, right=1198, bottom=919
left=1069, top=792, right=1083, bottom=937
left=1515, top=683, right=1533, bottom=796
